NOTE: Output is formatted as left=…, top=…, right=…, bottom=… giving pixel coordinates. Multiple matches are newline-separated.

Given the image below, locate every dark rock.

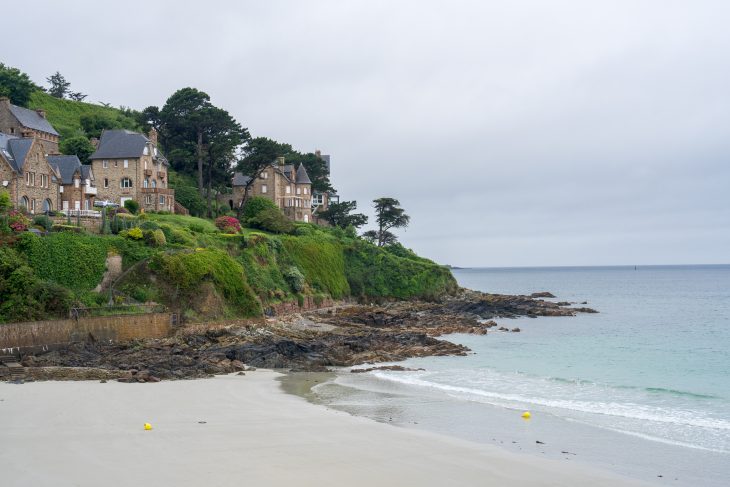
left=511, top=328, right=521, bottom=332
left=530, top=292, right=556, bottom=298
left=351, top=365, right=425, bottom=373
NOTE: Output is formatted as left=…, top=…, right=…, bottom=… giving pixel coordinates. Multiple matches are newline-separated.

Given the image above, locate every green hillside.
left=27, top=91, right=140, bottom=139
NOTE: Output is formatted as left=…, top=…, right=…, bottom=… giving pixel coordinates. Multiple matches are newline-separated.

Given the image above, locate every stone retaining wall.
left=0, top=313, right=173, bottom=356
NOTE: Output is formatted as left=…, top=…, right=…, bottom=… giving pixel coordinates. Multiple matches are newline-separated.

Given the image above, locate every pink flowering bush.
left=215, top=215, right=241, bottom=234
left=8, top=210, right=30, bottom=233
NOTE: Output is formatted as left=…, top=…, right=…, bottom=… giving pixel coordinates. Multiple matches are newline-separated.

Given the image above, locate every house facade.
left=230, top=157, right=314, bottom=223
left=48, top=155, right=96, bottom=212
left=89, top=128, right=175, bottom=212
left=0, top=133, right=61, bottom=213
left=0, top=97, right=60, bottom=154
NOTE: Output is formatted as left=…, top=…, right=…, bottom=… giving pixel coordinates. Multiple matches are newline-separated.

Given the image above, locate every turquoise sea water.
left=311, top=265, right=730, bottom=486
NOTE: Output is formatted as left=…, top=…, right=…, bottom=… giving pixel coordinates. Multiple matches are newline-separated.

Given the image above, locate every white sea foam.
left=368, top=371, right=730, bottom=432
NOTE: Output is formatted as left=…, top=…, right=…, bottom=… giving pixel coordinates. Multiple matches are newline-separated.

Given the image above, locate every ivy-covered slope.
left=0, top=214, right=456, bottom=323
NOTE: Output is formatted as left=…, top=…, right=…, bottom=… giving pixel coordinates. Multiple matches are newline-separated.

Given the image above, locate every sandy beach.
left=0, top=371, right=652, bottom=487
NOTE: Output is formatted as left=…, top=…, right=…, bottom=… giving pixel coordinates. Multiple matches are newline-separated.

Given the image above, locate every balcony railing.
left=85, top=186, right=97, bottom=195
left=61, top=209, right=101, bottom=218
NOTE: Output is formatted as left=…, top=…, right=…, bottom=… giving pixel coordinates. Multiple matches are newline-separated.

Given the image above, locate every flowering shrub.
left=8, top=210, right=30, bottom=233
left=215, top=216, right=241, bottom=234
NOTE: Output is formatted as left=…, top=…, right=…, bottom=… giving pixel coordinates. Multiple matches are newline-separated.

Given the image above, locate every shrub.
left=124, top=199, right=140, bottom=214
left=144, top=229, right=166, bottom=247
left=124, top=227, right=144, bottom=240
left=32, top=215, right=53, bottom=231
left=248, top=207, right=294, bottom=234
left=16, top=232, right=108, bottom=292
left=51, top=224, right=84, bottom=233
left=241, top=196, right=278, bottom=222
left=283, top=266, right=306, bottom=292
left=215, top=215, right=241, bottom=234
left=7, top=210, right=30, bottom=232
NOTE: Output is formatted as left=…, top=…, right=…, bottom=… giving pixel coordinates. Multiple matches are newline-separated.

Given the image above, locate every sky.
left=4, top=0, right=730, bottom=266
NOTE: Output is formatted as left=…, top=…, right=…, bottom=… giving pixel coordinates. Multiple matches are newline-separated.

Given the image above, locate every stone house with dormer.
left=89, top=128, right=175, bottom=212
left=0, top=97, right=60, bottom=154
left=229, top=157, right=314, bottom=223
left=0, top=132, right=61, bottom=213
left=47, top=155, right=96, bottom=212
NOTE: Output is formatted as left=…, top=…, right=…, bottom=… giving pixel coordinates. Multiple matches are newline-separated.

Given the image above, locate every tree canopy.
left=0, top=63, right=39, bottom=107
left=318, top=201, right=368, bottom=229
left=46, top=72, right=71, bottom=99
left=366, top=197, right=410, bottom=246
left=59, top=136, right=95, bottom=164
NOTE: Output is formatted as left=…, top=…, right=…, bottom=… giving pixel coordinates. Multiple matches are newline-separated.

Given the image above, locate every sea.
left=307, top=265, right=730, bottom=486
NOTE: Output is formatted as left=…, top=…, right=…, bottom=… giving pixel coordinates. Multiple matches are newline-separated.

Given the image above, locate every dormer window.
left=143, top=146, right=149, bottom=156
left=123, top=159, right=129, bottom=168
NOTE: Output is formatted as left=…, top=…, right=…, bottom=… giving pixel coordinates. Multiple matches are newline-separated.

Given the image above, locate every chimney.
left=276, top=156, right=285, bottom=165
left=148, top=127, right=158, bottom=146
left=90, top=137, right=100, bottom=149
left=0, top=96, right=9, bottom=108
left=35, top=108, right=46, bottom=119
left=315, top=149, right=321, bottom=158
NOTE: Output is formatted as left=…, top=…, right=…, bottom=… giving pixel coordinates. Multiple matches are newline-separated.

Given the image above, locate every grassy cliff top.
left=27, top=91, right=140, bottom=139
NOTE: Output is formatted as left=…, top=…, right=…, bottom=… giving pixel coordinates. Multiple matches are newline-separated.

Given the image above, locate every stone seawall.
left=0, top=313, right=173, bottom=356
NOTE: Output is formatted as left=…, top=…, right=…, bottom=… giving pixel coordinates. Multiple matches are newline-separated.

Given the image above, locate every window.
left=296, top=187, right=301, bottom=195
left=123, top=159, right=129, bottom=168
left=9, top=128, right=14, bottom=134
left=261, top=184, right=267, bottom=194
left=259, top=171, right=268, bottom=179
left=25, top=172, right=35, bottom=186
left=143, top=147, right=149, bottom=156
left=74, top=178, right=80, bottom=188
left=20, top=196, right=29, bottom=209
left=144, top=160, right=148, bottom=169
left=30, top=199, right=36, bottom=213
left=103, top=160, right=108, bottom=168
left=145, top=195, right=152, bottom=204
left=143, top=178, right=149, bottom=188
left=159, top=195, right=165, bottom=205
left=304, top=187, right=308, bottom=195
left=104, top=178, right=109, bottom=188
left=41, top=174, right=48, bottom=188
left=43, top=199, right=52, bottom=212
left=286, top=185, right=291, bottom=194
left=114, top=160, right=118, bottom=167
left=152, top=179, right=157, bottom=188
left=121, top=178, right=133, bottom=188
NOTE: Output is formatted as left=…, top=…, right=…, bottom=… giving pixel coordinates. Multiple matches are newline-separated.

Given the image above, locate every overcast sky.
left=4, top=1, right=730, bottom=266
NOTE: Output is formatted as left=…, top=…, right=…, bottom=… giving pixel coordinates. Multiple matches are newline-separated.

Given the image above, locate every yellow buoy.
left=521, top=411, right=531, bottom=419
left=144, top=422, right=153, bottom=430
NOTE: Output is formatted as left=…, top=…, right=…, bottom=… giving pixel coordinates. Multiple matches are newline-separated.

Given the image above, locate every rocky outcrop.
left=23, top=289, right=597, bottom=381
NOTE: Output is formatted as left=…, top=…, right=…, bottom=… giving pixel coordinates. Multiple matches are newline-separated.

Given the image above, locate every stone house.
left=0, top=132, right=61, bottom=213
left=229, top=157, right=314, bottom=223
left=47, top=155, right=96, bottom=212
left=89, top=128, right=175, bottom=212
left=0, top=97, right=60, bottom=154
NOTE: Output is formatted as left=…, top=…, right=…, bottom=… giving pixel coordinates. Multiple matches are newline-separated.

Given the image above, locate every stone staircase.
left=0, top=354, right=25, bottom=382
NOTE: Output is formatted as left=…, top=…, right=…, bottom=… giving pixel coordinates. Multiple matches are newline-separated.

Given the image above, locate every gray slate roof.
left=8, top=104, right=59, bottom=136
left=295, top=164, right=312, bottom=184
left=0, top=134, right=34, bottom=172
left=90, top=129, right=150, bottom=159
left=48, top=155, right=82, bottom=185
left=232, top=172, right=251, bottom=186
left=81, top=165, right=92, bottom=179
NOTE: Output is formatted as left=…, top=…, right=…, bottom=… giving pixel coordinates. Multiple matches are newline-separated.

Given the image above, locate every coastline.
left=0, top=370, right=653, bottom=487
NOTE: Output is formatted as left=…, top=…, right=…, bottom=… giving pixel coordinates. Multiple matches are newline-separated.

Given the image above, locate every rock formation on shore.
left=22, top=289, right=597, bottom=381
